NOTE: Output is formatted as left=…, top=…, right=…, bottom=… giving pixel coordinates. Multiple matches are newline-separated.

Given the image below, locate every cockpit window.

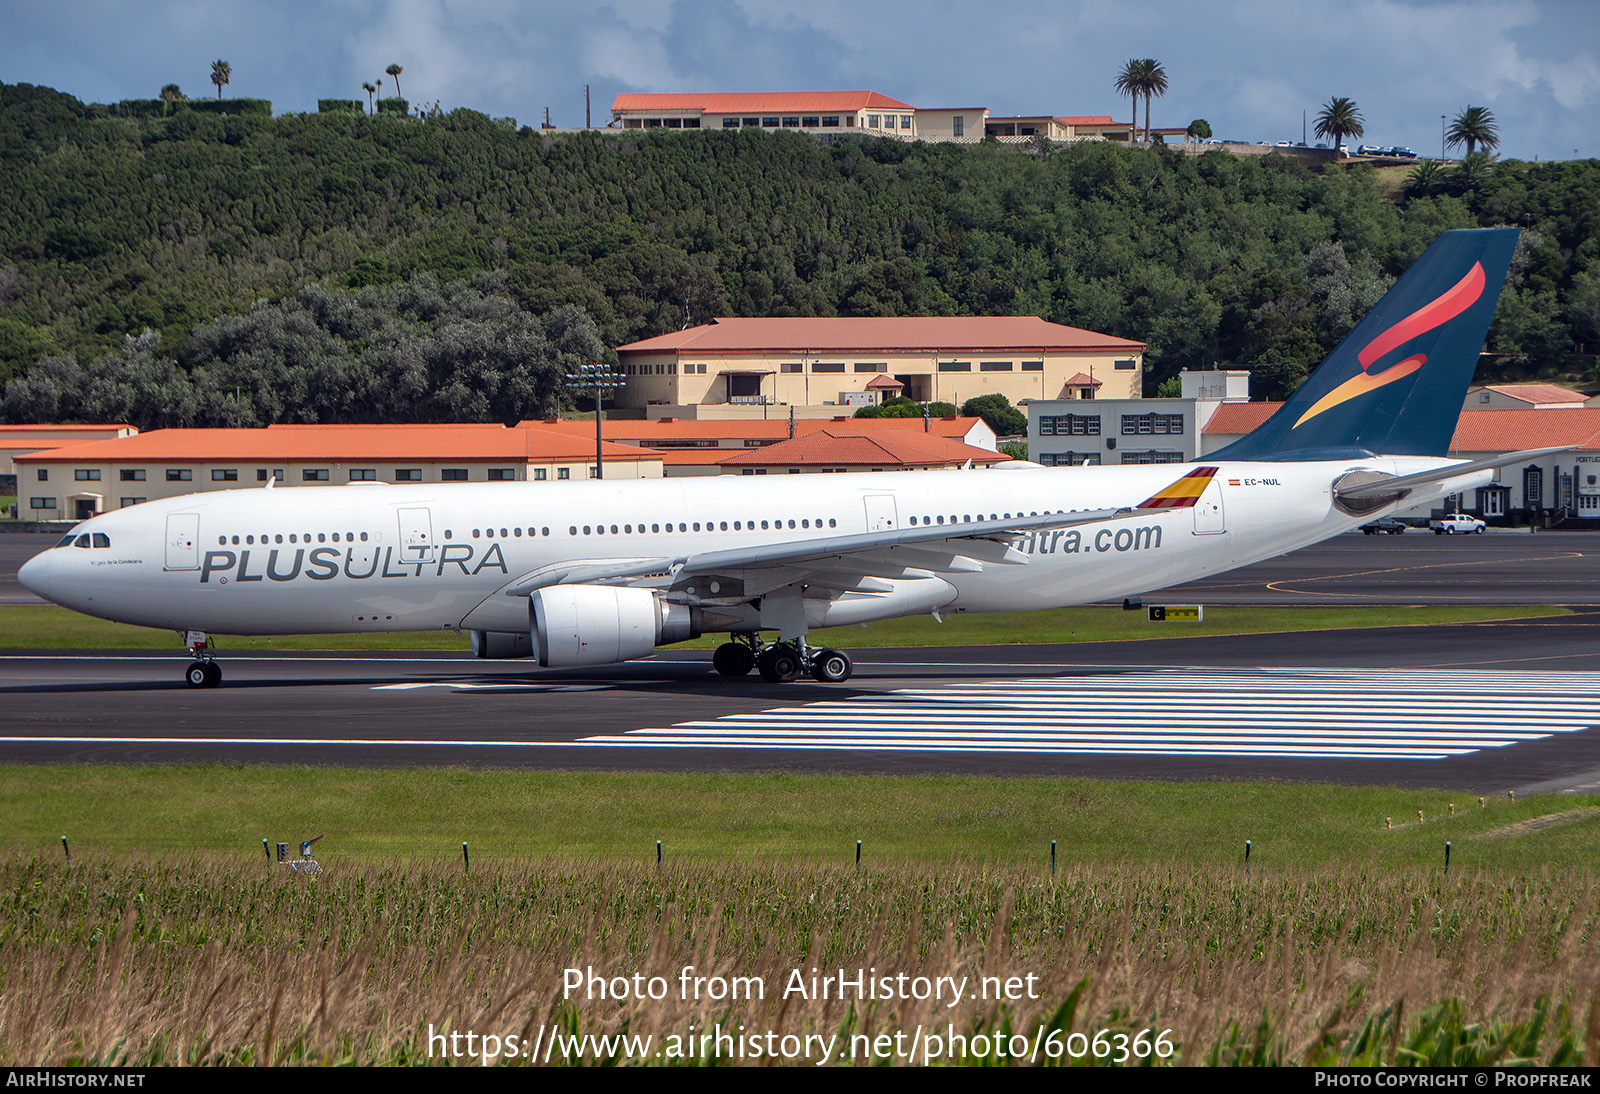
left=55, top=534, right=76, bottom=548
left=73, top=534, right=91, bottom=549
left=92, top=533, right=110, bottom=548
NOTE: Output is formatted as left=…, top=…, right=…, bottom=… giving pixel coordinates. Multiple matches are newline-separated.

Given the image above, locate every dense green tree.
left=0, top=82, right=1592, bottom=415
left=1186, top=119, right=1211, bottom=143
left=1304, top=242, right=1392, bottom=348
left=1314, top=97, right=1363, bottom=156
left=853, top=396, right=957, bottom=420
left=960, top=394, right=1027, bottom=436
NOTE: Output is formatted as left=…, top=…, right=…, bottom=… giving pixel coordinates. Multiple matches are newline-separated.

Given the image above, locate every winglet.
left=1137, top=466, right=1219, bottom=509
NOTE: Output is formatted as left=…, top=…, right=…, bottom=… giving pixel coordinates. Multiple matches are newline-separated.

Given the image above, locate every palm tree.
left=1139, top=59, right=1168, bottom=145
left=209, top=60, right=231, bottom=100
left=385, top=64, right=404, bottom=99
left=1114, top=60, right=1144, bottom=142
left=362, top=81, right=377, bottom=113
left=1405, top=159, right=1444, bottom=197
left=1114, top=59, right=1168, bottom=143
left=1455, top=150, right=1497, bottom=191
left=1446, top=106, right=1499, bottom=157
left=1313, top=96, right=1364, bottom=157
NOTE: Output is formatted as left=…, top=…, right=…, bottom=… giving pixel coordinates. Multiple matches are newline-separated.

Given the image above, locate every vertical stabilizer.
left=1208, top=228, right=1519, bottom=460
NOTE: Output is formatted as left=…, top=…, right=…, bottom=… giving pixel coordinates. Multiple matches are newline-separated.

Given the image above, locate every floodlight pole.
left=566, top=363, right=623, bottom=480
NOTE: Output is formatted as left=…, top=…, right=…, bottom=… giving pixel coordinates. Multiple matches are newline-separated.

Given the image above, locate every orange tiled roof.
left=612, top=91, right=914, bottom=114
left=15, top=424, right=654, bottom=464
left=0, top=423, right=132, bottom=434
left=618, top=317, right=1144, bottom=354
left=1055, top=116, right=1120, bottom=126
left=655, top=448, right=741, bottom=467
left=1064, top=372, right=1103, bottom=387
left=1201, top=402, right=1283, bottom=434
left=1450, top=409, right=1600, bottom=452
left=1476, top=384, right=1589, bottom=405
left=715, top=429, right=1003, bottom=468
left=0, top=436, right=107, bottom=452
left=525, top=416, right=986, bottom=442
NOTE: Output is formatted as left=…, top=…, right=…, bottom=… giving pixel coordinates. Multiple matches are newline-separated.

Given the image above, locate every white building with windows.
left=1027, top=370, right=1252, bottom=467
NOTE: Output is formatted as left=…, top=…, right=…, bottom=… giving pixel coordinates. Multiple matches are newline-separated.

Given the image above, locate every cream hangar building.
left=614, top=316, right=1145, bottom=416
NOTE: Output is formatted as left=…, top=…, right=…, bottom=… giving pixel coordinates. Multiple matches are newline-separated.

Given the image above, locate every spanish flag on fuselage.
left=1136, top=466, right=1219, bottom=510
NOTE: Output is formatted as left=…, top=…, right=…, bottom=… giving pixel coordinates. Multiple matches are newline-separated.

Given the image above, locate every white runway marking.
left=372, top=682, right=612, bottom=692
left=579, top=668, right=1600, bottom=760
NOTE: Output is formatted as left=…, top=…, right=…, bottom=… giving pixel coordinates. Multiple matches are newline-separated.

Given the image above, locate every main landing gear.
left=182, top=630, right=222, bottom=689
left=712, top=634, right=853, bottom=683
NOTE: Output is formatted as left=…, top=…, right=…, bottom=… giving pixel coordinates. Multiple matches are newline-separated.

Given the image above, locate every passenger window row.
left=908, top=512, right=1045, bottom=526
left=567, top=518, right=838, bottom=536
left=217, top=532, right=373, bottom=546
left=447, top=527, right=552, bottom=540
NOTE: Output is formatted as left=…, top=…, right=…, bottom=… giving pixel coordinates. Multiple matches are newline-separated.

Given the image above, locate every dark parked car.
left=1360, top=517, right=1408, bottom=535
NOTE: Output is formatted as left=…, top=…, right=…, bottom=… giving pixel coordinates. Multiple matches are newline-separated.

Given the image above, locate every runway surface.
left=5, top=613, right=1600, bottom=794
left=4, top=529, right=1599, bottom=793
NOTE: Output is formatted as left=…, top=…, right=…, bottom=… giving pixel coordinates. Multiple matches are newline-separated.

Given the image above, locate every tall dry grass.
left=1, top=853, right=1597, bottom=1065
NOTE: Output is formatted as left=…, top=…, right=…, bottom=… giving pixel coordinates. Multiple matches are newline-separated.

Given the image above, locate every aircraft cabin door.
left=1192, top=481, right=1226, bottom=535
left=165, top=513, right=200, bottom=570
left=864, top=495, right=898, bottom=532
left=398, top=507, right=436, bottom=564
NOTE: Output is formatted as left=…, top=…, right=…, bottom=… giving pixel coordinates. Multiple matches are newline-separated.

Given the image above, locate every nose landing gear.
left=182, top=630, right=222, bottom=688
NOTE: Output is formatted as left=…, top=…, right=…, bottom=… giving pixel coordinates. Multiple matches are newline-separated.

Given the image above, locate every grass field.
left=0, top=602, right=1568, bottom=650
left=4, top=838, right=1598, bottom=1065
left=4, top=719, right=1597, bottom=1066
left=5, top=765, right=1599, bottom=868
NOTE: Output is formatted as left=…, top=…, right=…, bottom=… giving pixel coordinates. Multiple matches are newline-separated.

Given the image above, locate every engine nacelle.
left=530, top=585, right=699, bottom=668
left=470, top=630, right=535, bottom=659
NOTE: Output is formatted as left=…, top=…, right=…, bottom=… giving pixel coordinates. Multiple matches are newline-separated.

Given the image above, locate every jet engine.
left=529, top=585, right=699, bottom=667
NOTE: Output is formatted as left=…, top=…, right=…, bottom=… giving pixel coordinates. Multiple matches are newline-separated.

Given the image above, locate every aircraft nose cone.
left=17, top=550, right=52, bottom=600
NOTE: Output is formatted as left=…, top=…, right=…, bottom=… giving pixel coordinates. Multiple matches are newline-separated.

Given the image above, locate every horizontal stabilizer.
left=1334, top=447, right=1574, bottom=500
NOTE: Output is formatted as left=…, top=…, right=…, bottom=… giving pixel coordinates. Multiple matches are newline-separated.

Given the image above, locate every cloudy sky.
left=3, top=0, right=1595, bottom=161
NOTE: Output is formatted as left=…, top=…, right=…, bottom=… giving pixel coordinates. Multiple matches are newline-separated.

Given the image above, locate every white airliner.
left=19, top=228, right=1554, bottom=688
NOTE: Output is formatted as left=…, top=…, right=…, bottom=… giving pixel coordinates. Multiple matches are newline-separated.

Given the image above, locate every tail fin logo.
left=1293, top=261, right=1486, bottom=429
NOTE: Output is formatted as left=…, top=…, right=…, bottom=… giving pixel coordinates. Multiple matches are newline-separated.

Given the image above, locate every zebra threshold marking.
left=578, top=668, right=1600, bottom=760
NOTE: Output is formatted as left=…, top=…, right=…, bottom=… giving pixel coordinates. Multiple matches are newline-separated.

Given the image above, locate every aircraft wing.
left=503, top=467, right=1219, bottom=601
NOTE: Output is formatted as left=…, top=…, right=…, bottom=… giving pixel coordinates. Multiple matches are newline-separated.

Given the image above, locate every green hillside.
left=1, top=82, right=1595, bottom=426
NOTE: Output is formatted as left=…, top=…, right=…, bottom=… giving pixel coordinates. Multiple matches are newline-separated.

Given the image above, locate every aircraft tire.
left=757, top=646, right=801, bottom=683
left=712, top=642, right=756, bottom=677
left=204, top=662, right=222, bottom=687
left=810, top=648, right=853, bottom=683
left=186, top=662, right=210, bottom=688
